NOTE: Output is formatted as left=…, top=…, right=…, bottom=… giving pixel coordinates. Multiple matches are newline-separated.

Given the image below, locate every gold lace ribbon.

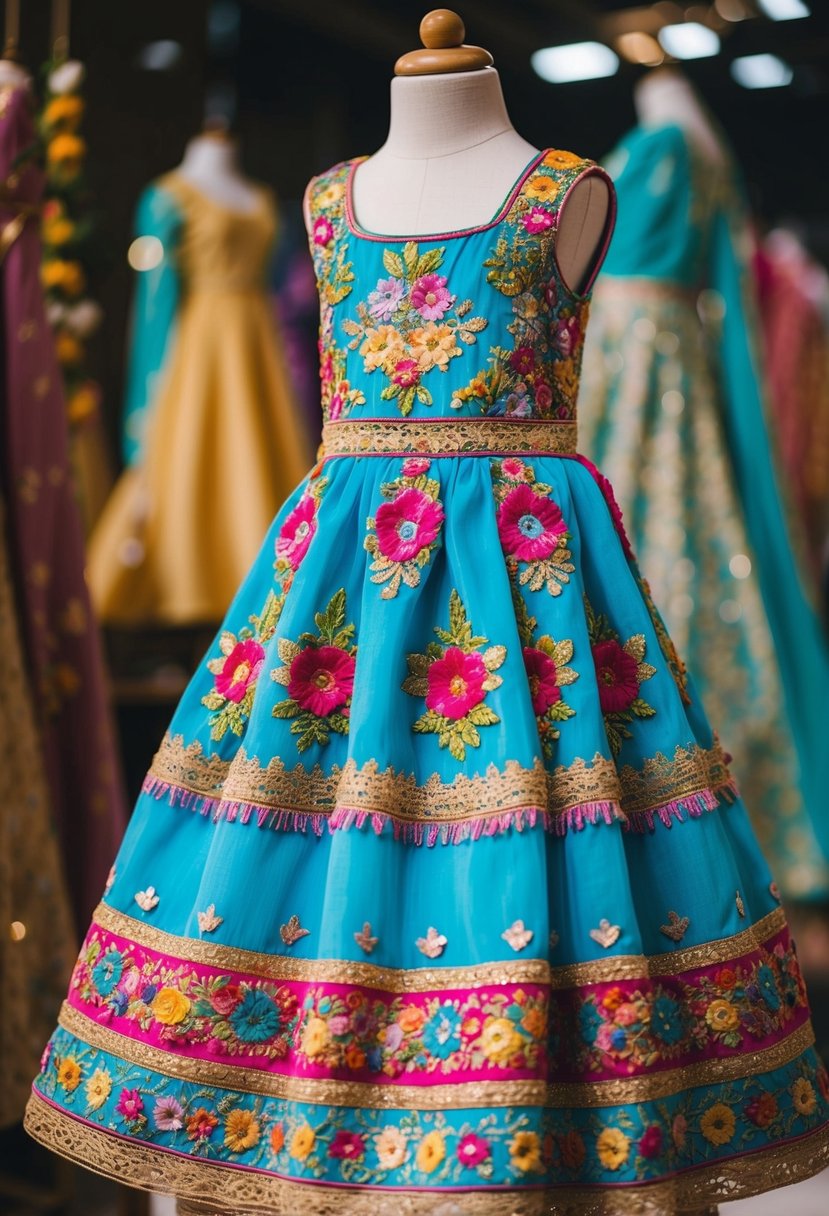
left=321, top=417, right=578, bottom=457
left=24, top=1090, right=829, bottom=1215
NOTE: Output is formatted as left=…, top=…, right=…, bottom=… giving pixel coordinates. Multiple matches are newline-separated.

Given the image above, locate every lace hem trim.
left=24, top=1090, right=829, bottom=1215
left=144, top=734, right=738, bottom=845
left=320, top=417, right=578, bottom=457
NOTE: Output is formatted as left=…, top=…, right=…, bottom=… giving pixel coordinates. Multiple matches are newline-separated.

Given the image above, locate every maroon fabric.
left=0, top=84, right=126, bottom=927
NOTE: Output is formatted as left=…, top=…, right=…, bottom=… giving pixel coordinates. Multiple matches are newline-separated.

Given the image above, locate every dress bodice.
left=159, top=172, right=277, bottom=295
left=307, top=150, right=614, bottom=427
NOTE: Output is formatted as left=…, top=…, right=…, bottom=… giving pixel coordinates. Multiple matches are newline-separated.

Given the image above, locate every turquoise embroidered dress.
left=26, top=148, right=829, bottom=1214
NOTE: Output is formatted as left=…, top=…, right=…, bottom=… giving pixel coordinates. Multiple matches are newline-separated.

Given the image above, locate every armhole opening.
left=554, top=165, right=617, bottom=301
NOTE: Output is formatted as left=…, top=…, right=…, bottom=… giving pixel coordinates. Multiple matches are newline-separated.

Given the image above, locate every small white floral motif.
left=589, top=918, right=620, bottom=949
left=280, top=914, right=310, bottom=946
left=104, top=865, right=116, bottom=896
left=354, top=922, right=379, bottom=953
left=549, top=929, right=560, bottom=951
left=416, top=926, right=447, bottom=959
left=197, top=904, right=223, bottom=934
left=501, top=919, right=534, bottom=952
left=735, top=891, right=746, bottom=918
left=134, top=886, right=159, bottom=913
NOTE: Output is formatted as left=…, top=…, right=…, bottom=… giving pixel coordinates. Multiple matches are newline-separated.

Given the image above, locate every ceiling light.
left=715, top=0, right=750, bottom=19
left=658, top=22, right=721, bottom=59
left=136, top=40, right=182, bottom=72
left=731, top=53, right=793, bottom=88
left=616, top=31, right=664, bottom=66
left=757, top=0, right=810, bottom=19
left=531, top=42, right=620, bottom=84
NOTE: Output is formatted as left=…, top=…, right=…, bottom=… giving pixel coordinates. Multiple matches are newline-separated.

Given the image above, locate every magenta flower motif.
left=153, top=1095, right=184, bottom=1131
left=313, top=216, right=334, bottom=247
left=554, top=315, right=581, bottom=357
left=116, top=1089, right=144, bottom=1121
left=544, top=279, right=558, bottom=309
left=510, top=345, right=536, bottom=376
left=215, top=639, right=265, bottom=704
left=276, top=495, right=317, bottom=570
left=425, top=647, right=487, bottom=720
left=535, top=382, right=553, bottom=412
left=500, top=457, right=527, bottom=479
left=522, top=647, right=562, bottom=715
left=595, top=1022, right=616, bottom=1053
left=320, top=353, right=334, bottom=385
left=40, top=1042, right=53, bottom=1074
left=457, top=1132, right=491, bottom=1168
left=497, top=484, right=567, bottom=561
left=288, top=645, right=355, bottom=717
left=375, top=487, right=444, bottom=562
left=367, top=275, right=405, bottom=321
left=411, top=273, right=454, bottom=321
left=328, top=1130, right=366, bottom=1160
left=523, top=206, right=554, bottom=234
left=592, top=639, right=639, bottom=714
left=402, top=457, right=431, bottom=478
left=639, top=1126, right=663, bottom=1160
left=328, top=388, right=344, bottom=421
left=391, top=358, right=421, bottom=388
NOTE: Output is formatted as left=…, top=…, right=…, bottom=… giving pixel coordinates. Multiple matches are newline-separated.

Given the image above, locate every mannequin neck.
left=383, top=67, right=514, bottom=159
left=179, top=134, right=241, bottom=181
left=634, top=68, right=727, bottom=165
left=0, top=59, right=29, bottom=89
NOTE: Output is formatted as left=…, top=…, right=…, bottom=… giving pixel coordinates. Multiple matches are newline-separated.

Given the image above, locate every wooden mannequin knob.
left=395, top=8, right=494, bottom=76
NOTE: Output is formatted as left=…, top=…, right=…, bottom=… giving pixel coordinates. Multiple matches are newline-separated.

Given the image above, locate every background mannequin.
left=0, top=56, right=28, bottom=89
left=634, top=66, right=727, bottom=167
left=305, top=10, right=611, bottom=294
left=177, top=127, right=259, bottom=213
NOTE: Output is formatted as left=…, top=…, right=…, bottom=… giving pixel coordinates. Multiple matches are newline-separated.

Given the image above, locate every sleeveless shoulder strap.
left=305, top=158, right=355, bottom=260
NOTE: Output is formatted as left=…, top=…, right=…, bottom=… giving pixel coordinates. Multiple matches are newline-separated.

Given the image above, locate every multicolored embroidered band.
left=320, top=417, right=579, bottom=458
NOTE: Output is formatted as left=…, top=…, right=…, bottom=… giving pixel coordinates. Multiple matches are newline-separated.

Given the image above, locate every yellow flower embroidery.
left=57, top=1058, right=81, bottom=1092
left=700, top=1102, right=736, bottom=1146
left=290, top=1124, right=316, bottom=1160
left=301, top=1016, right=330, bottom=1058
left=375, top=1126, right=408, bottom=1170
left=525, top=174, right=560, bottom=203
left=509, top=1130, right=542, bottom=1173
left=223, top=1108, right=260, bottom=1153
left=596, top=1127, right=630, bottom=1170
left=415, top=1130, right=446, bottom=1173
left=792, top=1078, right=817, bottom=1116
left=151, top=987, right=191, bottom=1025
left=360, top=325, right=405, bottom=374
left=408, top=322, right=461, bottom=373
left=84, top=1067, right=112, bottom=1111
left=479, top=1016, right=523, bottom=1064
left=544, top=149, right=583, bottom=170
left=317, top=181, right=345, bottom=210
left=705, top=999, right=739, bottom=1032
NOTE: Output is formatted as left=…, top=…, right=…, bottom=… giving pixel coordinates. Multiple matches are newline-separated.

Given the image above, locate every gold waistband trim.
left=321, top=417, right=578, bottom=457
left=59, top=996, right=813, bottom=1110
left=90, top=901, right=786, bottom=992
left=24, top=1090, right=829, bottom=1215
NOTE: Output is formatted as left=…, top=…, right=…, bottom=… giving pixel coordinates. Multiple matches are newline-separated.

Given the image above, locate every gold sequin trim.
left=321, top=417, right=578, bottom=457
left=58, top=1002, right=545, bottom=1109
left=59, top=998, right=814, bottom=1110
left=148, top=733, right=735, bottom=828
left=23, top=1090, right=829, bottom=1215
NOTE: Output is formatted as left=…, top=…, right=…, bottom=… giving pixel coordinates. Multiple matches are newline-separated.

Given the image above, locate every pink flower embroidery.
left=313, top=216, right=334, bottom=247
left=509, top=345, right=536, bottom=376
left=554, top=315, right=581, bottom=357
left=367, top=275, right=405, bottom=321
left=214, top=639, right=265, bottom=704
left=614, top=1002, right=640, bottom=1026
left=328, top=388, right=345, bottom=421
left=402, top=457, right=431, bottom=477
left=595, top=1022, right=616, bottom=1053
left=288, top=645, right=355, bottom=717
left=276, top=495, right=317, bottom=569
left=320, top=353, right=334, bottom=385
left=375, top=487, right=444, bottom=562
left=211, top=984, right=243, bottom=1015
left=500, top=457, right=527, bottom=479
left=639, top=1126, right=663, bottom=1159
left=391, top=358, right=421, bottom=388
left=497, top=484, right=567, bottom=561
left=522, top=647, right=562, bottom=715
left=411, top=273, right=454, bottom=321
left=328, top=1130, right=366, bottom=1160
left=425, top=647, right=487, bottom=720
left=153, top=1096, right=184, bottom=1131
left=457, top=1133, right=491, bottom=1167
left=592, top=639, right=639, bottom=714
left=523, top=206, right=554, bottom=234
left=535, top=382, right=552, bottom=412
left=116, top=1089, right=144, bottom=1121
left=327, top=1014, right=350, bottom=1037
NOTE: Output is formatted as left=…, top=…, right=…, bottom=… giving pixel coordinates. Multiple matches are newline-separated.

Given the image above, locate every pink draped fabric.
left=0, top=84, right=126, bottom=926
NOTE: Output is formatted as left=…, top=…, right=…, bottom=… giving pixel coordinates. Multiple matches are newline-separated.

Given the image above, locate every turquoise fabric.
left=121, top=183, right=182, bottom=465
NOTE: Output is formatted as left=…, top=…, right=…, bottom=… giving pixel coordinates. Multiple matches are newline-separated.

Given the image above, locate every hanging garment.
left=0, top=81, right=126, bottom=928
left=89, top=172, right=312, bottom=626
left=25, top=148, right=829, bottom=1213
left=579, top=123, right=829, bottom=901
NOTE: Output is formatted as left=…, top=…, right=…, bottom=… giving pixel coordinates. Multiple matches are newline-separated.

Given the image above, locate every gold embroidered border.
left=60, top=996, right=814, bottom=1110
left=321, top=417, right=578, bottom=457
left=148, top=734, right=734, bottom=826
left=91, top=902, right=786, bottom=993
left=23, top=1090, right=829, bottom=1215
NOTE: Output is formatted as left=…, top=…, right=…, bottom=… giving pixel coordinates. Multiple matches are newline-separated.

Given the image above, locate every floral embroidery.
left=660, top=911, right=690, bottom=943
left=134, top=887, right=159, bottom=913
left=196, top=905, right=223, bottom=934
left=280, top=915, right=310, bottom=947
left=502, top=920, right=534, bottom=952
left=589, top=919, right=621, bottom=949
left=403, top=590, right=504, bottom=761
left=492, top=458, right=574, bottom=595
left=511, top=584, right=577, bottom=761
left=271, top=589, right=357, bottom=752
left=201, top=595, right=280, bottom=742
left=353, top=923, right=378, bottom=954
left=364, top=460, right=444, bottom=598
left=415, top=927, right=447, bottom=959
left=736, top=891, right=746, bottom=918
left=585, top=598, right=656, bottom=755
left=635, top=570, right=691, bottom=707
left=341, top=242, right=487, bottom=415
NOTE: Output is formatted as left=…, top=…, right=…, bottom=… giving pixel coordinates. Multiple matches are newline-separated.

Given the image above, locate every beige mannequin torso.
left=304, top=68, right=611, bottom=294
left=0, top=59, right=29, bottom=90
left=177, top=135, right=260, bottom=213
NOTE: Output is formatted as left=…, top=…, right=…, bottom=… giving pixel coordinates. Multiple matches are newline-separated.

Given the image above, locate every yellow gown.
left=89, top=173, right=311, bottom=625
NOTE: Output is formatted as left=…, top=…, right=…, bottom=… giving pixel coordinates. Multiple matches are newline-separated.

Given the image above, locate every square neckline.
left=344, top=148, right=547, bottom=244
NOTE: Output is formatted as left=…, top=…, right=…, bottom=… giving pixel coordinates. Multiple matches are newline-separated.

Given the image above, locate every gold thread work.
left=321, top=417, right=578, bottom=457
